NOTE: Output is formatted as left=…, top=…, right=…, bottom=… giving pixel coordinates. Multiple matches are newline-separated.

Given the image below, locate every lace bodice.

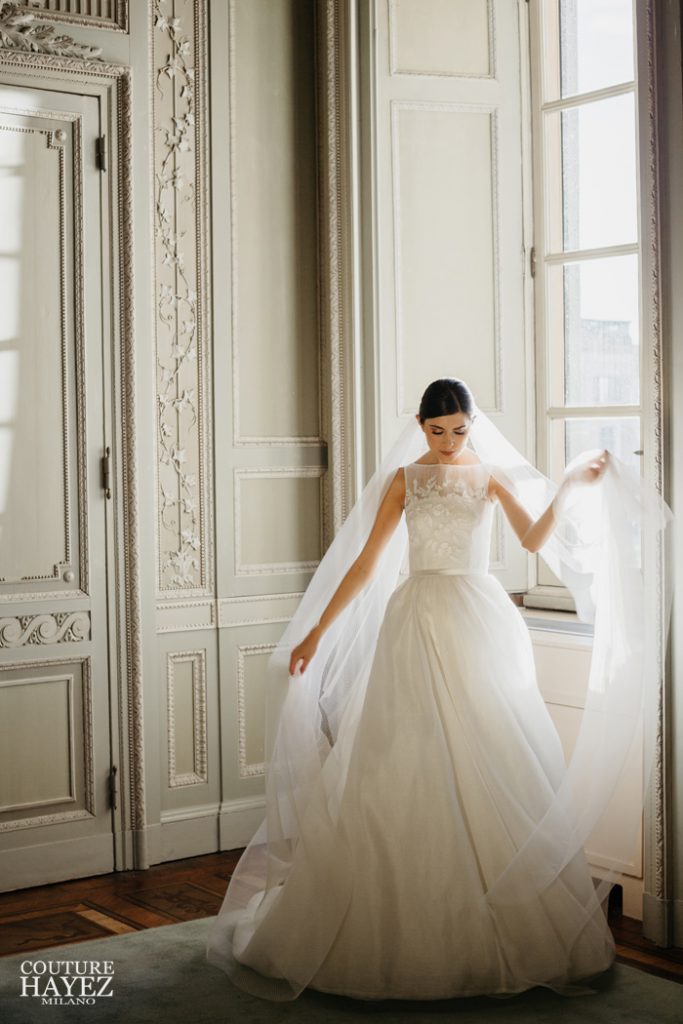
left=403, top=462, right=494, bottom=574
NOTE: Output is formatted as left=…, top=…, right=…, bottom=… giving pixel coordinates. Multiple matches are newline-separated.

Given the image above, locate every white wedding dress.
left=206, top=460, right=617, bottom=1001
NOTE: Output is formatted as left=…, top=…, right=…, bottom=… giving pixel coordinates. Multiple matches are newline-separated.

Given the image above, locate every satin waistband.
left=409, top=567, right=489, bottom=577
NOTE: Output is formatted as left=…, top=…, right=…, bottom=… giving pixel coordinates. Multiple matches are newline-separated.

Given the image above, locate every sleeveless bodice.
left=403, top=463, right=494, bottom=575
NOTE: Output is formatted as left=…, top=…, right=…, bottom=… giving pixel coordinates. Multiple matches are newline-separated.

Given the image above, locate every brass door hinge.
left=108, top=766, right=119, bottom=810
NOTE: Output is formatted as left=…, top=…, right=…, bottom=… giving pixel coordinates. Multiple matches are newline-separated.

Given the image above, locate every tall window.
left=528, top=0, right=640, bottom=610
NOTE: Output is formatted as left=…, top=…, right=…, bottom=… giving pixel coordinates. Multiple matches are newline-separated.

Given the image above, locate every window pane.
left=545, top=92, right=637, bottom=253
left=559, top=416, right=641, bottom=472
left=560, top=0, right=634, bottom=98
left=546, top=255, right=640, bottom=407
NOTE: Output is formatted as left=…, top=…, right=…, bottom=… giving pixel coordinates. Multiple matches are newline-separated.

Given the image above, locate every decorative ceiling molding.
left=0, top=1, right=103, bottom=58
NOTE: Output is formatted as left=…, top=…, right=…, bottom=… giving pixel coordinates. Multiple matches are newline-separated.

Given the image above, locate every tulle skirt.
left=206, top=571, right=616, bottom=1001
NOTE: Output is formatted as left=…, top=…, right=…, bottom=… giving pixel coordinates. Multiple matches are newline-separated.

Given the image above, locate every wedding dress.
left=206, top=412, right=673, bottom=1002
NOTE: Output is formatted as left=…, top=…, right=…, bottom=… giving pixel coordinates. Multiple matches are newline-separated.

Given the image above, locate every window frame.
left=524, top=0, right=654, bottom=614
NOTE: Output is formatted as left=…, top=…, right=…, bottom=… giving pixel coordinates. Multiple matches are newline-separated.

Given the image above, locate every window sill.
left=521, top=606, right=594, bottom=639
left=523, top=584, right=576, bottom=614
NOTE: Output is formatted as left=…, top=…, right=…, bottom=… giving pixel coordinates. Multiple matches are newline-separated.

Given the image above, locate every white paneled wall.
left=146, top=0, right=328, bottom=860
left=0, top=2, right=677, bottom=949
left=206, top=0, right=327, bottom=856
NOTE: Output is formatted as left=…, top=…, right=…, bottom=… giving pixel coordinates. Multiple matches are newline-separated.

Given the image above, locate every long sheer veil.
left=206, top=405, right=673, bottom=1000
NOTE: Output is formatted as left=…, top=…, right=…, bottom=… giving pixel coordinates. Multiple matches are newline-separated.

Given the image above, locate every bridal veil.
left=206, top=405, right=673, bottom=1000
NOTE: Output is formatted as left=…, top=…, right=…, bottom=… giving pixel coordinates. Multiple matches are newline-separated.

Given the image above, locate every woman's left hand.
left=570, top=449, right=610, bottom=487
left=553, top=450, right=610, bottom=517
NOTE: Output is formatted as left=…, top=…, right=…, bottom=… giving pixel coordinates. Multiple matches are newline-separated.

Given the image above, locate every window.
left=526, top=0, right=641, bottom=611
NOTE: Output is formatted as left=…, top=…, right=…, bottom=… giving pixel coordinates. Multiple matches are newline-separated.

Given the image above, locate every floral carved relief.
left=0, top=1, right=103, bottom=56
left=0, top=612, right=90, bottom=647
left=153, top=0, right=211, bottom=592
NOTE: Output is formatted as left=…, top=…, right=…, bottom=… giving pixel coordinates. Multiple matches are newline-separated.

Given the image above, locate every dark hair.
left=418, top=378, right=475, bottom=423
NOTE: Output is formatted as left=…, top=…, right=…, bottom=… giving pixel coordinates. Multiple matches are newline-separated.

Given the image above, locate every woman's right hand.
left=289, top=627, right=321, bottom=677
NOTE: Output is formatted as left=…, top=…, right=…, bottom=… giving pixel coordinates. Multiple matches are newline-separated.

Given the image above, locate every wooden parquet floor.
left=0, top=850, right=681, bottom=986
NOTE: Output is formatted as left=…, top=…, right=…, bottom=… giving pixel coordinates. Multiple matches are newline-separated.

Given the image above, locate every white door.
left=0, top=85, right=117, bottom=889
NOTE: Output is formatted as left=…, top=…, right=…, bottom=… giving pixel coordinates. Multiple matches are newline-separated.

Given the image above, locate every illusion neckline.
left=408, top=460, right=485, bottom=469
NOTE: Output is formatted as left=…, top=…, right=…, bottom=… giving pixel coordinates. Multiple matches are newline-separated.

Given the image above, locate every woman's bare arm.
left=289, top=468, right=407, bottom=675
left=488, top=452, right=609, bottom=554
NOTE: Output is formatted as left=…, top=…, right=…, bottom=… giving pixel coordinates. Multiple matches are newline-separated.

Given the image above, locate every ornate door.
left=0, top=84, right=117, bottom=889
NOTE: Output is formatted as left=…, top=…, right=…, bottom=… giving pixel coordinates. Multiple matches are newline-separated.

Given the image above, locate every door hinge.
left=108, top=765, right=119, bottom=810
left=529, top=246, right=536, bottom=278
left=95, top=134, right=107, bottom=171
left=102, top=446, right=112, bottom=499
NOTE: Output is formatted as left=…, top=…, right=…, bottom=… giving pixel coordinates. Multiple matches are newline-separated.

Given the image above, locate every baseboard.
left=217, top=796, right=265, bottom=851
left=674, top=898, right=683, bottom=949
left=642, top=891, right=675, bottom=946
left=158, top=803, right=221, bottom=863
left=0, top=833, right=115, bottom=893
left=152, top=797, right=265, bottom=865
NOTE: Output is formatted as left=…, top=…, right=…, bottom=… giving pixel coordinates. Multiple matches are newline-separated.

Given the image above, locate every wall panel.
left=236, top=470, right=323, bottom=574
left=231, top=0, right=320, bottom=443
left=393, top=103, right=498, bottom=413
left=236, top=643, right=271, bottom=777
left=389, top=0, right=492, bottom=78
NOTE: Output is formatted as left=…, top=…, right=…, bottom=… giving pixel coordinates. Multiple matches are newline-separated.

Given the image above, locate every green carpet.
left=0, top=916, right=680, bottom=1023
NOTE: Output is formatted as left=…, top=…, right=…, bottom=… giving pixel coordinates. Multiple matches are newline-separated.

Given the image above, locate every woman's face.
left=417, top=411, right=473, bottom=463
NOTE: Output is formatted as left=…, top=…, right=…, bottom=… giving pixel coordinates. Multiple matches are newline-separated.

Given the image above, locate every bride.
left=206, top=378, right=672, bottom=1002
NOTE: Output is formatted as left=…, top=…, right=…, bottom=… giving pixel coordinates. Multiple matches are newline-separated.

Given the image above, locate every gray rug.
left=0, top=915, right=680, bottom=1023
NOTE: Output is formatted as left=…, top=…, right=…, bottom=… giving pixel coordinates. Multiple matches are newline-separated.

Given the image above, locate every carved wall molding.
left=16, top=1, right=127, bottom=33
left=318, top=0, right=355, bottom=531
left=166, top=649, right=208, bottom=788
left=0, top=611, right=90, bottom=646
left=156, top=597, right=217, bottom=634
left=154, top=593, right=310, bottom=633
left=236, top=643, right=273, bottom=779
left=219, top=590, right=303, bottom=630
left=642, top=0, right=667, bottom=915
left=0, top=2, right=104, bottom=57
left=152, top=0, right=213, bottom=596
